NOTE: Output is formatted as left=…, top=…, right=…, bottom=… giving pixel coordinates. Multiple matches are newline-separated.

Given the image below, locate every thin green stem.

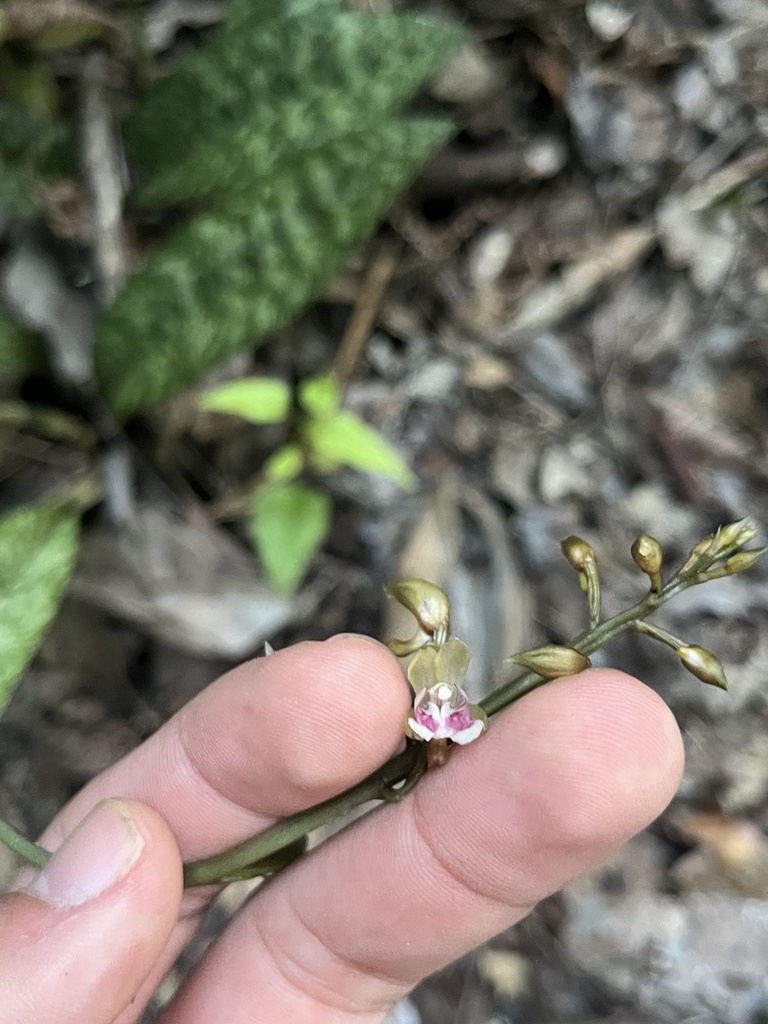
left=0, top=563, right=734, bottom=888
left=183, top=743, right=426, bottom=887
left=631, top=620, right=685, bottom=650
left=0, top=819, right=50, bottom=868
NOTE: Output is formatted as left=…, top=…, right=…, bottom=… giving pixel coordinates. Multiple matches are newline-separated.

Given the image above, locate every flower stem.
left=0, top=818, right=50, bottom=868
left=182, top=743, right=427, bottom=887
left=0, top=556, right=743, bottom=886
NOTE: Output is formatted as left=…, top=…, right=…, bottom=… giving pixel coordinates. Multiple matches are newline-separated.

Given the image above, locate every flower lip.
left=406, top=654, right=488, bottom=747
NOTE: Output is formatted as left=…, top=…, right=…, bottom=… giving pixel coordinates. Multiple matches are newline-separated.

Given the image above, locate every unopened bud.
left=679, top=535, right=718, bottom=575
left=510, top=645, right=591, bottom=679
left=677, top=645, right=728, bottom=691
left=631, top=535, right=663, bottom=574
left=631, top=535, right=663, bottom=592
left=716, top=518, right=757, bottom=552
left=704, top=547, right=766, bottom=580
left=561, top=536, right=595, bottom=572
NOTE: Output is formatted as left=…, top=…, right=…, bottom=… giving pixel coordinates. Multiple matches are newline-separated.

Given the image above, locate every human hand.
left=0, top=635, right=683, bottom=1024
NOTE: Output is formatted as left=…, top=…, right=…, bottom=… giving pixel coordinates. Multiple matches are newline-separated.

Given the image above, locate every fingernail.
left=17, top=800, right=144, bottom=909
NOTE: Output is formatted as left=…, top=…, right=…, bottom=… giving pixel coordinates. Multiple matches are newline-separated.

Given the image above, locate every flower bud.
left=704, top=547, right=766, bottom=580
left=631, top=535, right=663, bottom=592
left=510, top=645, right=591, bottom=679
left=385, top=578, right=450, bottom=655
left=631, top=534, right=663, bottom=574
left=677, top=645, right=728, bottom=691
left=716, top=518, right=757, bottom=552
left=679, top=534, right=717, bottom=575
left=561, top=536, right=595, bottom=572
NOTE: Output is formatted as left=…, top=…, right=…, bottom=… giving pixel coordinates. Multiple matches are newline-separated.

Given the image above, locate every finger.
left=29, top=637, right=409, bottom=1024
left=1, top=799, right=182, bottom=1024
left=160, top=670, right=684, bottom=1024
left=40, top=636, right=409, bottom=861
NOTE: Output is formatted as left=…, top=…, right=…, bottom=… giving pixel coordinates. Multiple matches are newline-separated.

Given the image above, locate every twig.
left=81, top=49, right=128, bottom=305
left=333, top=239, right=401, bottom=384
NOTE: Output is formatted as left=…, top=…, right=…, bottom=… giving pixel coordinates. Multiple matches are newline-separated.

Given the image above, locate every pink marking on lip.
left=414, top=705, right=439, bottom=732
left=445, top=706, right=473, bottom=732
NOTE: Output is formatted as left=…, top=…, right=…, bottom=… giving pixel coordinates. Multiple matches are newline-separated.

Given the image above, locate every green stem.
left=183, top=743, right=427, bottom=887
left=0, top=569, right=711, bottom=887
left=481, top=582, right=678, bottom=717
left=0, top=819, right=50, bottom=868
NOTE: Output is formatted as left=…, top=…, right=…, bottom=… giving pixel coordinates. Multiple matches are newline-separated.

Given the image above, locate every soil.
left=3, top=1, right=768, bottom=1021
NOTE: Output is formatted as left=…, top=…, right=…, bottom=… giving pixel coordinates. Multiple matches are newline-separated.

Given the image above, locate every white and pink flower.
left=404, top=638, right=488, bottom=746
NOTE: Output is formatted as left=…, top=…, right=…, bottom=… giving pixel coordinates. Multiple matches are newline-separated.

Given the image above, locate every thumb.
left=0, top=799, right=183, bottom=1024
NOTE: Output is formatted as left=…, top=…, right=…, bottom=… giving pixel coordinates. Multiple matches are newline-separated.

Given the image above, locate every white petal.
left=451, top=720, right=486, bottom=745
left=407, top=718, right=435, bottom=742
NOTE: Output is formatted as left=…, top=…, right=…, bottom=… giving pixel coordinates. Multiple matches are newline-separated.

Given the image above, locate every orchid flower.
left=405, top=638, right=488, bottom=746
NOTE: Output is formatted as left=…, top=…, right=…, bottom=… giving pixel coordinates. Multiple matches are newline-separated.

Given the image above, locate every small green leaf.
left=297, top=373, right=340, bottom=421
left=249, top=482, right=331, bottom=592
left=0, top=502, right=80, bottom=716
left=305, top=411, right=417, bottom=489
left=264, top=444, right=304, bottom=483
left=199, top=377, right=292, bottom=424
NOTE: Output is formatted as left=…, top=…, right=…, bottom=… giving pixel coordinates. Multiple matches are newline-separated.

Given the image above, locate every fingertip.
left=182, top=635, right=412, bottom=812
left=325, top=631, right=393, bottom=651
left=498, top=668, right=685, bottom=880
left=412, top=667, right=685, bottom=911
left=268, top=636, right=411, bottom=795
left=322, top=631, right=406, bottom=686
left=562, top=668, right=686, bottom=820
left=14, top=798, right=182, bottom=916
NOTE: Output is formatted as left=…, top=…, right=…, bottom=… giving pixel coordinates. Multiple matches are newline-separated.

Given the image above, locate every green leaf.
left=249, top=482, right=331, bottom=592
left=297, top=373, right=339, bottom=421
left=0, top=502, right=80, bottom=716
left=305, top=411, right=417, bottom=489
left=125, top=13, right=463, bottom=188
left=93, top=5, right=464, bottom=417
left=199, top=377, right=291, bottom=423
left=264, top=444, right=304, bottom=483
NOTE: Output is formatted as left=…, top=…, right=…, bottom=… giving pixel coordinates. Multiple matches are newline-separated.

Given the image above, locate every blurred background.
left=2, top=0, right=768, bottom=1021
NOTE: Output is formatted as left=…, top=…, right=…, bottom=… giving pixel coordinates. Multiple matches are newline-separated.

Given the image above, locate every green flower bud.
left=716, top=518, right=757, bottom=552
left=681, top=520, right=760, bottom=575
left=704, top=547, right=766, bottom=580
left=677, top=645, right=728, bottom=690
left=561, top=536, right=595, bottom=572
left=679, top=535, right=718, bottom=575
left=510, top=645, right=592, bottom=679
left=631, top=535, right=663, bottom=574
left=631, top=535, right=663, bottom=592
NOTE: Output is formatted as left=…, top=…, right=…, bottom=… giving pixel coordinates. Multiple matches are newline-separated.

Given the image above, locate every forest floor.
left=3, top=1, right=768, bottom=1021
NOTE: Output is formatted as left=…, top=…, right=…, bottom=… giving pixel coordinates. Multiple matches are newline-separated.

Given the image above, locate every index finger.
left=37, top=636, right=411, bottom=862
